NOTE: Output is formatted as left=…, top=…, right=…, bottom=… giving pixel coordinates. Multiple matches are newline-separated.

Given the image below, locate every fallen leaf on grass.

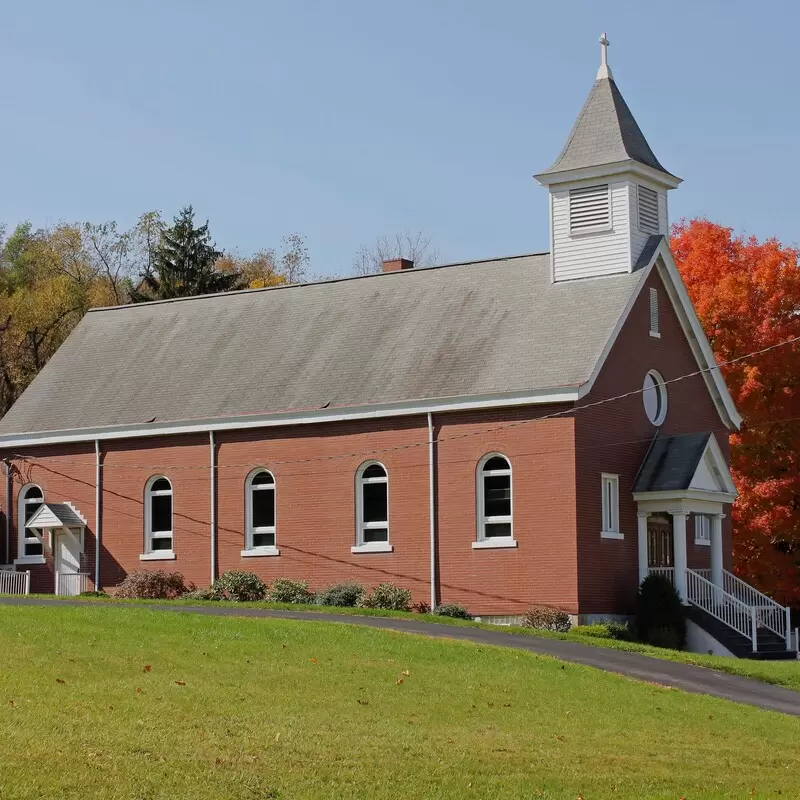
left=275, top=733, right=281, bottom=742
left=175, top=681, right=186, bottom=686
left=7, top=700, right=15, bottom=707
left=555, top=735, right=565, bottom=742
left=401, top=670, right=410, bottom=677
left=309, top=658, right=318, bottom=664
left=55, top=678, right=65, bottom=684
left=396, top=678, right=404, bottom=685
left=357, top=699, right=369, bottom=706
left=142, top=665, right=152, bottom=673
left=135, top=687, right=143, bottom=694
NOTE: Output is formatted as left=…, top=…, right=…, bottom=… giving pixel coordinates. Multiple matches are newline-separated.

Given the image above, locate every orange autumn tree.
left=671, top=219, right=800, bottom=606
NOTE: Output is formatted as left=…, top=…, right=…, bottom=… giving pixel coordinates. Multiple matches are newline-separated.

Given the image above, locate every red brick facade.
left=0, top=268, right=735, bottom=617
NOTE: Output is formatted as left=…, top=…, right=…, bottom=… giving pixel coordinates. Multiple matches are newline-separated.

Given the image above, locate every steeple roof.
left=537, top=37, right=678, bottom=181
left=540, top=76, right=675, bottom=178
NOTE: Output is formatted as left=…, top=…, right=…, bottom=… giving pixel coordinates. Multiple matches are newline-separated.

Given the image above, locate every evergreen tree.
left=131, top=206, right=241, bottom=301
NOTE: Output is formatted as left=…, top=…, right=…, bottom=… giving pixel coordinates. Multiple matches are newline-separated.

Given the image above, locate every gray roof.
left=0, top=254, right=644, bottom=437
left=634, top=433, right=712, bottom=492
left=540, top=77, right=674, bottom=178
left=26, top=503, right=86, bottom=529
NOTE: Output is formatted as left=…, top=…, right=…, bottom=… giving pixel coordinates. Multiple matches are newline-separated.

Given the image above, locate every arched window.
left=18, top=484, right=44, bottom=560
left=244, top=469, right=278, bottom=555
left=143, top=476, right=173, bottom=557
left=643, top=370, right=668, bottom=426
left=354, top=462, right=390, bottom=552
left=476, top=455, right=515, bottom=546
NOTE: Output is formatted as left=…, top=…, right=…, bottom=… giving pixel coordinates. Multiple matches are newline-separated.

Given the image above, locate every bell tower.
left=534, top=34, right=681, bottom=282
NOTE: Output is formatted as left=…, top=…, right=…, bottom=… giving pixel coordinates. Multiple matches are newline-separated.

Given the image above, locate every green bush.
left=212, top=570, right=268, bottom=602
left=521, top=606, right=572, bottom=632
left=78, top=590, right=108, bottom=598
left=433, top=603, right=473, bottom=620
left=316, top=582, right=364, bottom=607
left=269, top=578, right=314, bottom=604
left=576, top=621, right=636, bottom=641
left=359, top=582, right=412, bottom=611
left=115, top=570, right=189, bottom=599
left=636, top=574, right=686, bottom=650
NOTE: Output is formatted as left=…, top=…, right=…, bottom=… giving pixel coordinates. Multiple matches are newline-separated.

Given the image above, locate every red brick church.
left=0, top=38, right=793, bottom=656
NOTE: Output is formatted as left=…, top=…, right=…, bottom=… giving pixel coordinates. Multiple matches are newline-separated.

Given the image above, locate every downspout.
left=4, top=459, right=10, bottom=566
left=94, top=440, right=101, bottom=590
left=427, top=413, right=437, bottom=610
left=209, top=431, right=217, bottom=585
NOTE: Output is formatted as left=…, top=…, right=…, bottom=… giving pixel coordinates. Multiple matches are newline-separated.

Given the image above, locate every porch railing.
left=695, top=568, right=791, bottom=648
left=56, top=571, right=89, bottom=596
left=0, top=569, right=31, bottom=596
left=648, top=566, right=674, bottom=584
left=686, top=568, right=757, bottom=652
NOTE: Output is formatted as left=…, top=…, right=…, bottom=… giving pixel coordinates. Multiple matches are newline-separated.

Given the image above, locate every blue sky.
left=2, top=1, right=797, bottom=276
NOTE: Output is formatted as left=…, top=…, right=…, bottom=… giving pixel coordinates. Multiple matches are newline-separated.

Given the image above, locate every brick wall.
left=574, top=266, right=733, bottom=615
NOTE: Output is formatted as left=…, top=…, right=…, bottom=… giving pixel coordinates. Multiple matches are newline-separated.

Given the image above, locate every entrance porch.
left=633, top=432, right=794, bottom=657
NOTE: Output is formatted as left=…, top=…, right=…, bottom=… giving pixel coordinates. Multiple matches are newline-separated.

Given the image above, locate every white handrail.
left=685, top=568, right=756, bottom=649
left=697, top=568, right=790, bottom=646
left=0, top=568, right=31, bottom=596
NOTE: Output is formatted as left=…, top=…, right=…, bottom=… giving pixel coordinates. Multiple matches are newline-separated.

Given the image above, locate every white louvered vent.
left=649, top=287, right=659, bottom=336
left=638, top=185, right=659, bottom=234
left=569, top=184, right=610, bottom=233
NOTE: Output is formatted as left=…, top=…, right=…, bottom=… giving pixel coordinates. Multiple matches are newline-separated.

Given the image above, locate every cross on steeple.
left=597, top=32, right=612, bottom=80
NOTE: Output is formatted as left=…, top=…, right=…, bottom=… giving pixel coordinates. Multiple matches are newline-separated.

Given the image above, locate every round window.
left=643, top=370, right=667, bottom=425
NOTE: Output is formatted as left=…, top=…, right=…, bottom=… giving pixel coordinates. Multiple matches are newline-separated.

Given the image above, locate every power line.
left=10, top=333, right=800, bottom=473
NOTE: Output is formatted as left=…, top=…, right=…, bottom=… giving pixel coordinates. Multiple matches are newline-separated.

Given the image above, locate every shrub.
left=576, top=621, right=636, bottom=641
left=359, top=582, right=412, bottom=611
left=212, top=570, right=268, bottom=602
left=115, top=570, right=188, bottom=599
left=433, top=603, right=473, bottom=620
left=636, top=574, right=686, bottom=650
left=316, top=582, right=364, bottom=607
left=78, top=590, right=108, bottom=598
left=269, top=578, right=314, bottom=604
left=521, top=605, right=572, bottom=632
left=411, top=601, right=432, bottom=614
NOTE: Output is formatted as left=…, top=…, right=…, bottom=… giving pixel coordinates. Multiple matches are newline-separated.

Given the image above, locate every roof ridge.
left=87, top=251, right=551, bottom=313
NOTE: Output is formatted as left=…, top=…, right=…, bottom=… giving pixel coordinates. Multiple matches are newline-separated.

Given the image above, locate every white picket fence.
left=55, top=571, right=89, bottom=596
left=0, top=569, right=30, bottom=596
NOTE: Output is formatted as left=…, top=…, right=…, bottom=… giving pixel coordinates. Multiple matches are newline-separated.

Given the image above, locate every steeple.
left=535, top=35, right=681, bottom=282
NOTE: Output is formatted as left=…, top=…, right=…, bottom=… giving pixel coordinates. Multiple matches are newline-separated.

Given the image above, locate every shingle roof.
left=0, top=254, right=644, bottom=437
left=26, top=502, right=87, bottom=529
left=633, top=433, right=712, bottom=492
left=539, top=77, right=674, bottom=178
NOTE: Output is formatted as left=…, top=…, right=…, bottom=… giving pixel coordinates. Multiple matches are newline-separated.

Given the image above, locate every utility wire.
left=10, top=333, right=800, bottom=473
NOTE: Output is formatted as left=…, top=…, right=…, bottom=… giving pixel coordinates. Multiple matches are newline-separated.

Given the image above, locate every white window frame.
left=643, top=369, right=668, bottom=426
left=140, top=476, right=176, bottom=561
left=352, top=461, right=392, bottom=553
left=16, top=483, right=46, bottom=565
left=474, top=453, right=517, bottom=549
left=569, top=183, right=612, bottom=236
left=601, top=473, right=622, bottom=539
left=649, top=287, right=661, bottom=338
left=694, top=514, right=711, bottom=546
left=242, top=468, right=279, bottom=557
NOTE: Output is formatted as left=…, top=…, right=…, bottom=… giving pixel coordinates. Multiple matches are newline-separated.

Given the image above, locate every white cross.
left=597, top=32, right=612, bottom=79
left=599, top=32, right=610, bottom=67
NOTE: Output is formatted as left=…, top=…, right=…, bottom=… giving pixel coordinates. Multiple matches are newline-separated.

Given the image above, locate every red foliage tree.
left=671, top=219, right=800, bottom=605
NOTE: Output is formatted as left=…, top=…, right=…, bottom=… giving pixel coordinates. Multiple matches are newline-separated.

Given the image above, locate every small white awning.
left=26, top=502, right=87, bottom=531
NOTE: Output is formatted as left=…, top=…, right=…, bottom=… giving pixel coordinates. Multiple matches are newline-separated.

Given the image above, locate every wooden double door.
left=647, top=515, right=674, bottom=568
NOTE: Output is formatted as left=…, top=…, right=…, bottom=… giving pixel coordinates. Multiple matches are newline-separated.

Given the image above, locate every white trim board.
left=0, top=387, right=581, bottom=448
left=577, top=238, right=742, bottom=431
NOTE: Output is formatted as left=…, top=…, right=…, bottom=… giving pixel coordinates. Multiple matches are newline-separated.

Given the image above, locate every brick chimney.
left=382, top=258, right=415, bottom=273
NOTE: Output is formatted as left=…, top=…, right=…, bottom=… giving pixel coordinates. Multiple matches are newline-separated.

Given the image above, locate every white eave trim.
left=534, top=160, right=682, bottom=190
left=0, top=387, right=580, bottom=448
left=577, top=239, right=742, bottom=431
left=632, top=489, right=737, bottom=504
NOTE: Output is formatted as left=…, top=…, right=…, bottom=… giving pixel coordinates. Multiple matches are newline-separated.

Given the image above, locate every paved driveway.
left=3, top=597, right=799, bottom=716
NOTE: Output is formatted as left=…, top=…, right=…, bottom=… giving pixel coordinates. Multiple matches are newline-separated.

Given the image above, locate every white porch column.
left=710, top=513, right=724, bottom=589
left=637, top=512, right=649, bottom=585
left=671, top=512, right=688, bottom=603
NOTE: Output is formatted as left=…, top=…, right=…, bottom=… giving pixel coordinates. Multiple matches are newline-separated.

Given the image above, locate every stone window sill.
left=14, top=556, right=46, bottom=566
left=139, top=551, right=176, bottom=561
left=472, top=539, right=518, bottom=550
left=600, top=530, right=624, bottom=540
left=241, top=547, right=280, bottom=557
left=351, top=542, right=393, bottom=554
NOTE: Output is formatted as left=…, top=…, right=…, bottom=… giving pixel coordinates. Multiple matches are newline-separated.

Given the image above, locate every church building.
left=0, top=37, right=793, bottom=656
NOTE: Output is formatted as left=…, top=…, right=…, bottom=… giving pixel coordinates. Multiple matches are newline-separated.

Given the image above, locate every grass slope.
left=1, top=605, right=800, bottom=799
left=31, top=594, right=800, bottom=693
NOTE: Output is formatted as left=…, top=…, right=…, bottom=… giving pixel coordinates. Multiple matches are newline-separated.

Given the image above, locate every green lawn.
left=1, top=605, right=800, bottom=799
left=28, top=594, right=800, bottom=693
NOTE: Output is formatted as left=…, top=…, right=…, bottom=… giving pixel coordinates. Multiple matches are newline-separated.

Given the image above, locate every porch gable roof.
left=25, top=502, right=87, bottom=530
